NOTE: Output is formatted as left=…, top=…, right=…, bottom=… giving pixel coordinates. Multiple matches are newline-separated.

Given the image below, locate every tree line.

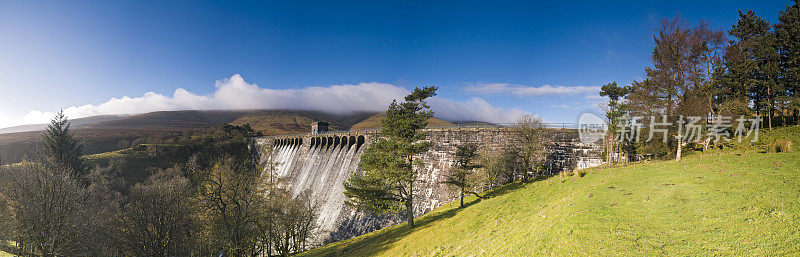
left=601, top=2, right=800, bottom=161
left=0, top=111, right=318, bottom=257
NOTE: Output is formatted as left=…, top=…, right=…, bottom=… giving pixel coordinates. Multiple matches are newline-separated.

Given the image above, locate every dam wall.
left=255, top=126, right=603, bottom=244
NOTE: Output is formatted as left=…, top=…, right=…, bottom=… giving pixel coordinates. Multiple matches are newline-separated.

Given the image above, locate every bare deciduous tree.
left=115, top=168, right=195, bottom=257
left=515, top=114, right=549, bottom=180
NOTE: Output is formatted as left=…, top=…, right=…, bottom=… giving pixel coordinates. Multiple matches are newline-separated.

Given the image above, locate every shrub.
left=766, top=139, right=793, bottom=153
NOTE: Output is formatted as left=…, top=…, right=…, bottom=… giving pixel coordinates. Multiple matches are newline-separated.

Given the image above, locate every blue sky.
left=0, top=0, right=792, bottom=128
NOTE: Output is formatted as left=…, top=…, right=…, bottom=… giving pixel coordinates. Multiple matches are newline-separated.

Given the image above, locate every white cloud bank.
left=6, top=74, right=527, bottom=128
left=466, top=83, right=601, bottom=97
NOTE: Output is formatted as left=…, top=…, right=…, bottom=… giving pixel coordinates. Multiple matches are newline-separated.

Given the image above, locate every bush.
left=766, top=139, right=792, bottom=153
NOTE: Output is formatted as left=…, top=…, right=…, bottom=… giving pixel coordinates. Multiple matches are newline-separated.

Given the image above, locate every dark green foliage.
left=728, top=10, right=781, bottom=129
left=775, top=1, right=800, bottom=122
left=600, top=82, right=630, bottom=102
left=41, top=111, right=86, bottom=176
left=344, top=86, right=437, bottom=227
left=600, top=82, right=631, bottom=164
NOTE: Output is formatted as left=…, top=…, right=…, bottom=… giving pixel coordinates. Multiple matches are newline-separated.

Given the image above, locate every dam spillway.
left=256, top=125, right=604, bottom=244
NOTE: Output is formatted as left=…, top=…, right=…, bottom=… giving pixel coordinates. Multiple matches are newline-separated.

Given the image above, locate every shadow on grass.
left=0, top=244, right=20, bottom=256
left=312, top=199, right=477, bottom=257
left=310, top=179, right=544, bottom=256
left=482, top=176, right=549, bottom=199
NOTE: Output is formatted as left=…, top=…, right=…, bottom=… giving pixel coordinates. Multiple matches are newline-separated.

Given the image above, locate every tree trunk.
left=460, top=192, right=464, bottom=208
left=607, top=132, right=614, bottom=167
left=405, top=196, right=414, bottom=227
left=768, top=85, right=773, bottom=131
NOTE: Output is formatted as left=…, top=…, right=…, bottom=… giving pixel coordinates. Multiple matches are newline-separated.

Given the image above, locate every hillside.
left=301, top=126, right=800, bottom=256
left=0, top=114, right=130, bottom=134
left=0, top=110, right=377, bottom=163
left=350, top=113, right=454, bottom=131
left=229, top=110, right=377, bottom=135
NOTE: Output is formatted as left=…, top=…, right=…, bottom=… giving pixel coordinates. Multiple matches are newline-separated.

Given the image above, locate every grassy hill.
left=229, top=110, right=376, bottom=135
left=0, top=114, right=129, bottom=134
left=350, top=113, right=454, bottom=131
left=301, top=126, right=800, bottom=256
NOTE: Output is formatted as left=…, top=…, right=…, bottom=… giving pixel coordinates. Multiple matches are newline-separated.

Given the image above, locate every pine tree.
left=344, top=86, right=437, bottom=227
left=775, top=0, right=800, bottom=123
left=728, top=10, right=781, bottom=130
left=599, top=82, right=629, bottom=165
left=41, top=111, right=86, bottom=176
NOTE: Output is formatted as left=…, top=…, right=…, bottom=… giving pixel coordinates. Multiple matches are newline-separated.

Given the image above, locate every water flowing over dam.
left=256, top=124, right=604, bottom=244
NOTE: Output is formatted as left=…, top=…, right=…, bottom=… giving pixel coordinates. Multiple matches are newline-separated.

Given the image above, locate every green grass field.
left=301, top=126, right=800, bottom=256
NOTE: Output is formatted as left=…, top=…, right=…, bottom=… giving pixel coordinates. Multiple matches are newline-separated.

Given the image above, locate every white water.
left=265, top=140, right=366, bottom=242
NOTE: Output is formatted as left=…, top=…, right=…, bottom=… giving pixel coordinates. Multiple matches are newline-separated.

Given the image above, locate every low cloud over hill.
left=5, top=74, right=527, bottom=129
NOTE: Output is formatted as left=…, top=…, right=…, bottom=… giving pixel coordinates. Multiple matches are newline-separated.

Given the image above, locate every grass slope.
left=302, top=127, right=800, bottom=256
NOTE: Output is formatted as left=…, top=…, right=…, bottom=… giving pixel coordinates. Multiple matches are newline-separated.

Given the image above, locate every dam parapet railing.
left=266, top=122, right=578, bottom=139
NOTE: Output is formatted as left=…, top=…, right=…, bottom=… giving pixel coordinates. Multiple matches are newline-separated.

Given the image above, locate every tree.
left=197, top=158, right=267, bottom=256
left=442, top=143, right=484, bottom=208
left=628, top=16, right=709, bottom=120
left=775, top=0, right=800, bottom=123
left=599, top=82, right=630, bottom=165
left=0, top=161, right=97, bottom=257
left=727, top=10, right=781, bottom=130
left=344, top=86, right=437, bottom=227
left=515, top=114, right=548, bottom=180
left=115, top=168, right=195, bottom=257
left=41, top=111, right=86, bottom=176
left=0, top=112, right=110, bottom=256
left=264, top=189, right=318, bottom=257
left=478, top=145, right=524, bottom=188
left=627, top=16, right=718, bottom=158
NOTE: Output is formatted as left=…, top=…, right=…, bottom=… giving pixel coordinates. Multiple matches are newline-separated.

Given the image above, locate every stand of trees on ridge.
left=602, top=2, right=800, bottom=162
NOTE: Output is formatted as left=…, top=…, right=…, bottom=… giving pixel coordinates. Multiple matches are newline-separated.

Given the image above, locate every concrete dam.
left=255, top=123, right=604, bottom=244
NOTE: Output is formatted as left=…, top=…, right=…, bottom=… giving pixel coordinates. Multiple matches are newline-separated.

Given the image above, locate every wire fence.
left=267, top=122, right=578, bottom=138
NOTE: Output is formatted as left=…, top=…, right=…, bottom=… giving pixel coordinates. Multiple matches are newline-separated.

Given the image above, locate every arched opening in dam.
left=356, top=135, right=365, bottom=151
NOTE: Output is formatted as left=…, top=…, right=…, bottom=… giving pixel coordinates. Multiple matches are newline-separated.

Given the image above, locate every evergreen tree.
left=442, top=143, right=483, bottom=208
left=775, top=0, right=800, bottom=123
left=41, top=111, right=86, bottom=176
left=727, top=10, right=781, bottom=130
left=599, top=82, right=629, bottom=165
left=344, top=86, right=437, bottom=227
